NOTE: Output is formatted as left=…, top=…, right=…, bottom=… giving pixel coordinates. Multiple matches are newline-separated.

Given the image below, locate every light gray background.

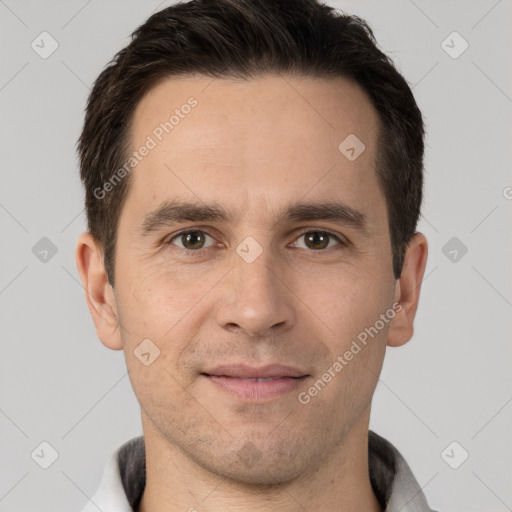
left=1, top=0, right=511, bottom=510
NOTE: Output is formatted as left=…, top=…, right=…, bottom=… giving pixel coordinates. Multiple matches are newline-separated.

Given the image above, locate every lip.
left=202, top=364, right=308, bottom=379
left=202, top=374, right=309, bottom=401
left=201, top=364, right=310, bottom=401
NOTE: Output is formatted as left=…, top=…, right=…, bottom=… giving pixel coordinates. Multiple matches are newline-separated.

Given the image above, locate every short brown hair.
left=78, top=0, right=424, bottom=287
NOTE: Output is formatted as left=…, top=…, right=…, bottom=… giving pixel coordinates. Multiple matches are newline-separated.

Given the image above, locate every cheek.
left=117, top=256, right=196, bottom=334
left=120, top=301, right=199, bottom=422
left=296, top=263, right=393, bottom=408
left=297, top=261, right=393, bottom=343
left=116, top=261, right=214, bottom=386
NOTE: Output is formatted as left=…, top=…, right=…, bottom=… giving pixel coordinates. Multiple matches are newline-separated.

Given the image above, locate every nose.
left=214, top=242, right=297, bottom=338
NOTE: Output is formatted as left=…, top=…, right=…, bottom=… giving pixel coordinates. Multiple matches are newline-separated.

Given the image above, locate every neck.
left=137, top=412, right=382, bottom=512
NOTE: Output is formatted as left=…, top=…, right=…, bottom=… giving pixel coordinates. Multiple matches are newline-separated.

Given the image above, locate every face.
left=108, top=75, right=399, bottom=483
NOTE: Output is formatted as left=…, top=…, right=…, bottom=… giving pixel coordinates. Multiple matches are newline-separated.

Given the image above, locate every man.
left=75, top=0, right=433, bottom=510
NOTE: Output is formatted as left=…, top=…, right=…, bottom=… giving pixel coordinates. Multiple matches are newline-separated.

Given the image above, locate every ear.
left=387, top=232, right=428, bottom=348
left=75, top=232, right=123, bottom=350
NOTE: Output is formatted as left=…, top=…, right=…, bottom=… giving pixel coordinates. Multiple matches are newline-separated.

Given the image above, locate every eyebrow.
left=136, top=199, right=369, bottom=237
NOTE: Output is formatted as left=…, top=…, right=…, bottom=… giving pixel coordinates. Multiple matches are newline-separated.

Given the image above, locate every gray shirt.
left=82, top=430, right=437, bottom=512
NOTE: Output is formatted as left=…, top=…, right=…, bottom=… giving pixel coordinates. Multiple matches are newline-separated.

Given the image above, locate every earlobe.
left=387, top=232, right=428, bottom=348
left=75, top=232, right=123, bottom=350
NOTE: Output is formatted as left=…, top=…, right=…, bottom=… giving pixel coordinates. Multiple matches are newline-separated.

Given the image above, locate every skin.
left=76, top=74, right=428, bottom=512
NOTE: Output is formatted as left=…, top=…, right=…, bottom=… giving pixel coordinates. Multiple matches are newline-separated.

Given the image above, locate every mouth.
left=201, top=364, right=310, bottom=401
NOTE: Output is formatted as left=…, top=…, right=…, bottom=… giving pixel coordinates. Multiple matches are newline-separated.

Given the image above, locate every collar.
left=81, top=430, right=436, bottom=512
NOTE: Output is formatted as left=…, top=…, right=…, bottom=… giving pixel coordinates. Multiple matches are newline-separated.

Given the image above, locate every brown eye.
left=294, top=231, right=343, bottom=251
left=168, top=230, right=216, bottom=250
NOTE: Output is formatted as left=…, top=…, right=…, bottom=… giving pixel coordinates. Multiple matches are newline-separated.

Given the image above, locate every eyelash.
left=164, top=227, right=347, bottom=255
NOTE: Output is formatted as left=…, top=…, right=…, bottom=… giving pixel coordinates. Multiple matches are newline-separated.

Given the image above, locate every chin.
left=218, top=463, right=303, bottom=487
left=196, top=440, right=312, bottom=487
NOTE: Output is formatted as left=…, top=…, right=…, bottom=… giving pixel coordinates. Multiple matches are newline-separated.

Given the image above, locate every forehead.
left=124, top=74, right=384, bottom=226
